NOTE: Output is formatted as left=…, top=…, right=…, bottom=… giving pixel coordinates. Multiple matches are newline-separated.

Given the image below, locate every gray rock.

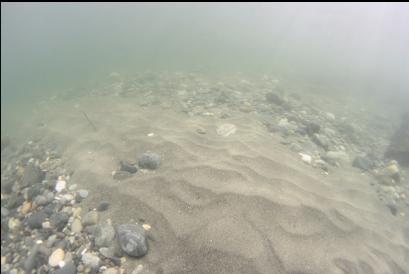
left=7, top=193, right=24, bottom=209
left=386, top=203, right=398, bottom=216
left=82, top=253, right=100, bottom=269
left=305, top=122, right=320, bottom=136
left=120, top=161, right=138, bottom=174
left=116, top=224, right=148, bottom=257
left=56, top=261, right=76, bottom=274
left=322, top=151, right=349, bottom=166
left=23, top=244, right=50, bottom=272
left=352, top=156, right=373, bottom=171
left=26, top=212, right=48, bottom=229
left=1, top=207, right=9, bottom=217
left=21, top=163, right=44, bottom=188
left=26, top=184, right=44, bottom=201
left=50, top=212, right=69, bottom=231
left=311, top=134, right=330, bottom=150
left=138, top=153, right=161, bottom=170
left=97, top=201, right=110, bottom=212
left=94, top=223, right=116, bottom=248
left=265, top=92, right=284, bottom=105
left=82, top=211, right=99, bottom=226
left=77, top=189, right=89, bottom=199
left=34, top=195, right=49, bottom=206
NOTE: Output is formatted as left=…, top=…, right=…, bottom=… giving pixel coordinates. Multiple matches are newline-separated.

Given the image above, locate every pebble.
left=77, top=189, right=89, bottom=199
left=216, top=123, right=237, bottom=137
left=8, top=217, right=20, bottom=231
left=55, top=180, right=66, bottom=193
left=34, top=195, right=49, bottom=206
left=94, top=223, right=116, bottom=248
left=50, top=212, right=70, bottom=231
left=103, top=268, right=119, bottom=274
left=42, top=221, right=51, bottom=229
left=138, top=153, right=161, bottom=170
left=299, top=153, right=312, bottom=164
left=56, top=261, right=76, bottom=274
left=26, top=211, right=47, bottom=229
left=82, top=253, right=100, bottom=269
left=71, top=218, right=83, bottom=233
left=49, top=248, right=65, bottom=267
left=116, top=224, right=148, bottom=257
left=21, top=163, right=44, bottom=188
left=82, top=211, right=99, bottom=226
left=20, top=201, right=32, bottom=215
left=97, top=201, right=110, bottom=212
left=352, top=156, right=373, bottom=171
left=120, top=161, right=138, bottom=174
left=112, top=170, right=132, bottom=180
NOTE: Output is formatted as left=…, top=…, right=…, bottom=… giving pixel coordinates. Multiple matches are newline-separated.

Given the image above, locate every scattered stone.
left=116, top=224, right=148, bottom=257
left=120, top=161, right=138, bottom=174
left=20, top=201, right=32, bottom=215
left=112, top=170, right=132, bottom=180
left=34, top=195, right=49, bottom=206
left=49, top=248, right=65, bottom=267
left=138, top=153, right=161, bottom=170
left=216, top=123, right=237, bottom=137
left=97, top=201, right=110, bottom=212
left=94, top=223, right=116, bottom=248
left=82, top=211, right=99, bottom=226
left=26, top=211, right=48, bottom=229
left=77, top=189, right=89, bottom=199
left=81, top=252, right=100, bottom=269
left=21, top=163, right=44, bottom=188
left=322, top=151, right=349, bottom=166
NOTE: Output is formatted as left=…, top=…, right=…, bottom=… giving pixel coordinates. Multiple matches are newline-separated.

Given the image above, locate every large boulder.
left=385, top=112, right=409, bottom=166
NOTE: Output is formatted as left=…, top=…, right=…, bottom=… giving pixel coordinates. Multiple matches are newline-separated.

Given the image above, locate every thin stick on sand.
left=82, top=111, right=97, bottom=131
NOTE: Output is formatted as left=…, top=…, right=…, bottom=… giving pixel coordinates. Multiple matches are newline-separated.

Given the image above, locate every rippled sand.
left=22, top=96, right=409, bottom=273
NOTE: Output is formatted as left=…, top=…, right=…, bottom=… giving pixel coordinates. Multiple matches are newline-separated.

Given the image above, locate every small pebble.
left=49, top=248, right=65, bottom=267
left=97, top=201, right=110, bottom=212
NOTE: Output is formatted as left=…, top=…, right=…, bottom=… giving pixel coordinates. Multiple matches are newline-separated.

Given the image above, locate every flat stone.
left=116, top=224, right=148, bottom=257
left=120, top=161, right=138, bottom=174
left=77, top=189, right=89, bottom=199
left=71, top=218, right=82, bottom=233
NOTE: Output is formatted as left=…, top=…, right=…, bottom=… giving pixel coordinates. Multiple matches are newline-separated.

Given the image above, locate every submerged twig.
left=82, top=111, right=97, bottom=131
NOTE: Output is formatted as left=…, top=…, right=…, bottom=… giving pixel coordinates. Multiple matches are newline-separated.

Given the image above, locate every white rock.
left=299, top=153, right=312, bottom=164
left=55, top=180, right=66, bottom=193
left=49, top=248, right=65, bottom=267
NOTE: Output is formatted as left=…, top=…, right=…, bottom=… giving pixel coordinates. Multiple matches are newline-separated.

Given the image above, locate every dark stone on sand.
left=56, top=261, right=77, bottom=274
left=265, top=92, right=284, bottom=105
left=116, top=224, right=148, bottom=257
left=138, top=153, right=161, bottom=170
left=26, top=212, right=47, bottom=229
left=385, top=112, right=409, bottom=166
left=112, top=170, right=132, bottom=180
left=21, top=163, right=44, bottom=188
left=50, top=212, right=70, bottom=231
left=97, top=201, right=110, bottom=212
left=352, top=156, right=373, bottom=171
left=120, top=161, right=138, bottom=174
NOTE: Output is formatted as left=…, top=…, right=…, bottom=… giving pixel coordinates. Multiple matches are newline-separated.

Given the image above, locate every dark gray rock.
left=23, top=244, right=50, bottom=273
left=305, top=122, right=320, bottom=136
left=26, top=183, right=43, bottom=201
left=50, top=212, right=69, bottom=231
left=97, top=201, right=110, bottom=212
left=385, top=112, right=409, bottom=166
left=116, top=224, right=148, bottom=257
left=138, top=153, right=161, bottom=170
left=21, top=163, right=44, bottom=188
left=120, top=161, right=138, bottom=174
left=112, top=170, right=132, bottom=180
left=26, top=212, right=47, bottom=229
left=352, top=156, right=373, bottom=171
left=94, top=223, right=115, bottom=248
left=33, top=195, right=49, bottom=206
left=265, top=92, right=284, bottom=105
left=56, top=261, right=77, bottom=274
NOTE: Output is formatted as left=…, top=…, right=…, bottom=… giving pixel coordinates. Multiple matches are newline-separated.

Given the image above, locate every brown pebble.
left=20, top=201, right=32, bottom=215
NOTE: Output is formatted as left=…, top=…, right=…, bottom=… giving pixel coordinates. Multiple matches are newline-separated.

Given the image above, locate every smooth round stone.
left=34, top=195, right=48, bottom=206
left=56, top=261, right=76, bottom=274
left=94, top=223, right=115, bottom=248
left=49, top=248, right=65, bottom=267
left=216, top=123, right=237, bottom=137
left=82, top=211, right=99, bottom=226
left=116, top=224, right=148, bottom=257
left=138, top=153, right=161, bottom=170
left=26, top=211, right=47, bottom=229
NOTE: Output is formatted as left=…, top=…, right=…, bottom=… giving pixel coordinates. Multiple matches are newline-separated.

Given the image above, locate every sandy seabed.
left=11, top=94, right=409, bottom=274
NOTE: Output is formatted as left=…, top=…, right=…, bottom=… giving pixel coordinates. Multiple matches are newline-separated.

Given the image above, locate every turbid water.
left=1, top=3, right=409, bottom=274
